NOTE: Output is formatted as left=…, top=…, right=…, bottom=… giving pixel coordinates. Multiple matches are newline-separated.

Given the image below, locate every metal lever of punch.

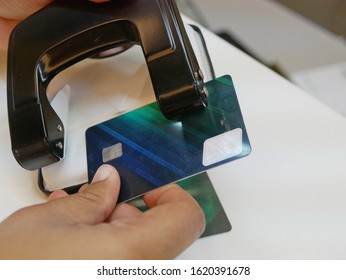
left=7, top=0, right=208, bottom=171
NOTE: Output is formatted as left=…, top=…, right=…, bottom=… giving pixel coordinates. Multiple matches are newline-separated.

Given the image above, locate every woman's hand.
left=0, top=165, right=205, bottom=259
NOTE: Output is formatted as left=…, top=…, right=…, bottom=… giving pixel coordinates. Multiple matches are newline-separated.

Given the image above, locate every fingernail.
left=92, top=165, right=112, bottom=183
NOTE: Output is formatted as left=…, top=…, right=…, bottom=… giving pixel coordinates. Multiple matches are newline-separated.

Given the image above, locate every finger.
left=134, top=184, right=206, bottom=259
left=78, top=184, right=89, bottom=192
left=44, top=165, right=121, bottom=225
left=143, top=184, right=184, bottom=208
left=48, top=189, right=69, bottom=201
left=108, top=203, right=143, bottom=221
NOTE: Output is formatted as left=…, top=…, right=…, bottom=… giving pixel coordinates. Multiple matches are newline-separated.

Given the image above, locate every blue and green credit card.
left=86, top=75, right=251, bottom=202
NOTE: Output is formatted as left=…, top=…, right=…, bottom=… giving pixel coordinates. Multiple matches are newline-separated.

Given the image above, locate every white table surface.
left=190, top=0, right=346, bottom=74
left=1, top=21, right=346, bottom=259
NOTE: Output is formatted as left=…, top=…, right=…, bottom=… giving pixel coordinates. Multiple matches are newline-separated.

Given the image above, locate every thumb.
left=46, top=165, right=121, bottom=225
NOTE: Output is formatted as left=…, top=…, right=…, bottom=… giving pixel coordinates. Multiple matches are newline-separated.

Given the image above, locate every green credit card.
left=86, top=75, right=251, bottom=203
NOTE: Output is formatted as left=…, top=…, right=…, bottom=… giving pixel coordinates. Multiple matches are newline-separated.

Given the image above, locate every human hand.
left=0, top=0, right=112, bottom=51
left=0, top=165, right=205, bottom=259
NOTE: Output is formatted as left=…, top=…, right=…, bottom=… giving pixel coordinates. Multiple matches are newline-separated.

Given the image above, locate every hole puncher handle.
left=7, top=0, right=207, bottom=170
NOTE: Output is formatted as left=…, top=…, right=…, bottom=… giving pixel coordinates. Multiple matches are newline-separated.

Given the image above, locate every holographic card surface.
left=86, top=75, right=251, bottom=202
left=130, top=172, right=232, bottom=238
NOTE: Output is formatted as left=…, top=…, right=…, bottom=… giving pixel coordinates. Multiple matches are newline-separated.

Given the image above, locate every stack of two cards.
left=86, top=75, right=251, bottom=238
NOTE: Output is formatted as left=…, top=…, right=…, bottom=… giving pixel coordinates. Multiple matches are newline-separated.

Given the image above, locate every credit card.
left=130, top=172, right=232, bottom=238
left=86, top=75, right=251, bottom=202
